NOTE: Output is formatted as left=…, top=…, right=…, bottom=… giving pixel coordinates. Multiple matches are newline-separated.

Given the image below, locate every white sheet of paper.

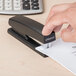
left=35, top=38, right=76, bottom=75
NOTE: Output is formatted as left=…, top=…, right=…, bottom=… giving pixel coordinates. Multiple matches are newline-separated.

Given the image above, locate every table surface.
left=0, top=0, right=76, bottom=76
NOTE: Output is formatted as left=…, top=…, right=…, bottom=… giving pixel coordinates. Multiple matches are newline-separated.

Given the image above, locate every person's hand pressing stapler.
left=42, top=2, right=76, bottom=42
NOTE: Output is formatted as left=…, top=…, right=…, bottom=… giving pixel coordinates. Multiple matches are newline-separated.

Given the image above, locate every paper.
left=35, top=38, right=76, bottom=75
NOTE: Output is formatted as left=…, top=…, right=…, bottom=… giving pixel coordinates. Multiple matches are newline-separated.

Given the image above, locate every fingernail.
left=42, top=27, right=51, bottom=36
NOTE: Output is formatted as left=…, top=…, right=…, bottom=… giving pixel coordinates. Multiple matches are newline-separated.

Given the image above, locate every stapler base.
left=8, top=28, right=48, bottom=58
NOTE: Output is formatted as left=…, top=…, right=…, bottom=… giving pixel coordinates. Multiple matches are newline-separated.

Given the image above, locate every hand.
left=42, top=2, right=76, bottom=42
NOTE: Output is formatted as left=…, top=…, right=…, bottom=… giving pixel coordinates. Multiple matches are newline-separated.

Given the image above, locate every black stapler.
left=8, top=16, right=56, bottom=57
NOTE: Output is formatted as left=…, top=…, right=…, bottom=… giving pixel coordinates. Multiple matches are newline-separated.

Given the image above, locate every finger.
left=46, top=3, right=71, bottom=24
left=67, top=25, right=73, bottom=31
left=54, top=25, right=62, bottom=32
left=42, top=24, right=55, bottom=36
left=42, top=12, right=68, bottom=36
left=46, top=10, right=54, bottom=24
left=61, top=28, right=76, bottom=42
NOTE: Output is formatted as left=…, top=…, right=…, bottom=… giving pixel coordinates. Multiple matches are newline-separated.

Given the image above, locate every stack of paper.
left=35, top=38, right=76, bottom=75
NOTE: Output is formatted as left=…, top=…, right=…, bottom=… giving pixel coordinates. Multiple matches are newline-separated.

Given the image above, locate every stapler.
left=8, top=16, right=56, bottom=57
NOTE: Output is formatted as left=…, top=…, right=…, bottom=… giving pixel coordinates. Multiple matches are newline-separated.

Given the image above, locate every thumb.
left=61, top=29, right=76, bottom=42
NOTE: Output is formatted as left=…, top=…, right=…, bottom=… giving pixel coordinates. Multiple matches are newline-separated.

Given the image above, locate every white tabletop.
left=0, top=0, right=76, bottom=76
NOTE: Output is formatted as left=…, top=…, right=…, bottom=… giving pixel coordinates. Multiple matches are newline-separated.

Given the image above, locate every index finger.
left=42, top=12, right=68, bottom=36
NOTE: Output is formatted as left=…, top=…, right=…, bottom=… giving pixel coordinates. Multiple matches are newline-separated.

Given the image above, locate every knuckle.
left=52, top=5, right=58, bottom=8
left=65, top=8, right=73, bottom=18
left=67, top=8, right=73, bottom=12
left=62, top=37, right=67, bottom=42
left=51, top=5, right=58, bottom=12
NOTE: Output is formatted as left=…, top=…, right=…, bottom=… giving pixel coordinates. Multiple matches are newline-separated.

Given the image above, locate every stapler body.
left=8, top=16, right=56, bottom=57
